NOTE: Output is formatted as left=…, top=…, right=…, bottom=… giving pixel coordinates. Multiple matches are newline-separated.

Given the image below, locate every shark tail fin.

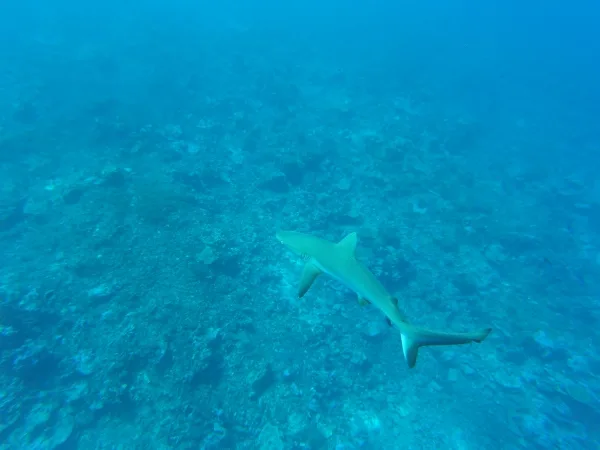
left=399, top=325, right=492, bottom=368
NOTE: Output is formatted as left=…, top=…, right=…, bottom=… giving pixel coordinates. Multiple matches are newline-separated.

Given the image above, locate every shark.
left=276, top=230, right=491, bottom=368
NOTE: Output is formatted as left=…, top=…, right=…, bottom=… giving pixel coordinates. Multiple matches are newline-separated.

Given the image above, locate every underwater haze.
left=1, top=0, right=599, bottom=448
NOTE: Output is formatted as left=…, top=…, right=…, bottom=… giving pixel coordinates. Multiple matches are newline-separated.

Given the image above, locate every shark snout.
left=276, top=230, right=296, bottom=245
left=276, top=230, right=308, bottom=256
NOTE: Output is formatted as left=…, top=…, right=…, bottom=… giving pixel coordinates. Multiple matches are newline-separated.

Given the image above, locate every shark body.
left=276, top=230, right=491, bottom=368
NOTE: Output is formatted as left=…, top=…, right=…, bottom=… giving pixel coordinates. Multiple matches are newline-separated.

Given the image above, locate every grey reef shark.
left=276, top=230, right=491, bottom=368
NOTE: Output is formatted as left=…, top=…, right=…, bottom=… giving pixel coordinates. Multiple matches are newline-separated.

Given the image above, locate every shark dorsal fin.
left=337, top=232, right=358, bottom=256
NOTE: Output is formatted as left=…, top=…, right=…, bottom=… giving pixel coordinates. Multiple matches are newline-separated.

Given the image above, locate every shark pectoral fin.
left=337, top=232, right=358, bottom=256
left=298, top=263, right=322, bottom=298
left=400, top=325, right=492, bottom=369
left=357, top=296, right=370, bottom=306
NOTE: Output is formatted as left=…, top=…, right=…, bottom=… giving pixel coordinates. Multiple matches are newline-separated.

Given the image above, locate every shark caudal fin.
left=400, top=325, right=492, bottom=368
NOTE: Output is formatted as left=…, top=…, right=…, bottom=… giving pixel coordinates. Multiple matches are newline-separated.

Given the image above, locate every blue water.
left=1, top=1, right=599, bottom=449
